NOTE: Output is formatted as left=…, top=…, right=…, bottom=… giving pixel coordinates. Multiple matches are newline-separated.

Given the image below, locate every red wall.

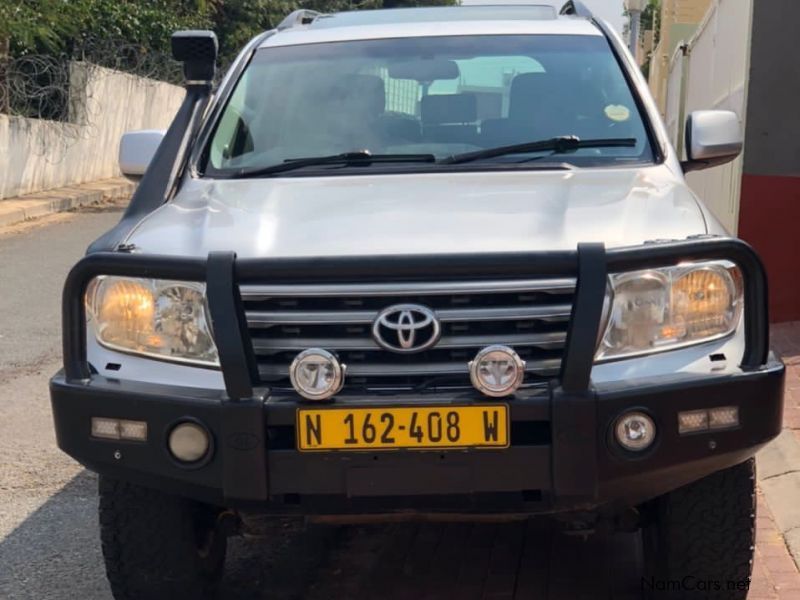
left=739, top=174, right=800, bottom=323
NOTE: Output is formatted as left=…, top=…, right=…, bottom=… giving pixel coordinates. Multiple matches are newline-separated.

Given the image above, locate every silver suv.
left=51, top=3, right=784, bottom=598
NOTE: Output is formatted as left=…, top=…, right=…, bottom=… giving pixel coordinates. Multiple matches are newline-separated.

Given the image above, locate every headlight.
left=596, top=262, right=743, bottom=361
left=87, top=276, right=219, bottom=366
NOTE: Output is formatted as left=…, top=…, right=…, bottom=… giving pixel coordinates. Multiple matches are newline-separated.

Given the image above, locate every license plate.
left=296, top=405, right=509, bottom=451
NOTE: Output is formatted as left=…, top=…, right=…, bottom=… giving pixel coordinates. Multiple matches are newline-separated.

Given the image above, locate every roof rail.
left=277, top=9, right=323, bottom=31
left=559, top=1, right=593, bottom=18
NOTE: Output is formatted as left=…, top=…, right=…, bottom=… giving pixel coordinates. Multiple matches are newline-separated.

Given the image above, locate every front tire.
left=643, top=459, right=756, bottom=599
left=98, top=476, right=227, bottom=600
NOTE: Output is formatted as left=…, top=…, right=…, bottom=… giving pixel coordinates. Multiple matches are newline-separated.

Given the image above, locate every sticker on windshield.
left=605, top=105, right=631, bottom=122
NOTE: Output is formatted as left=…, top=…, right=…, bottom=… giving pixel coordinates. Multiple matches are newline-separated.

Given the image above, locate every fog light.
left=168, top=422, right=210, bottom=463
left=469, top=345, right=525, bottom=397
left=709, top=406, right=739, bottom=430
left=91, top=417, right=148, bottom=441
left=615, top=411, right=656, bottom=452
left=289, top=348, right=345, bottom=401
left=678, top=409, right=709, bottom=434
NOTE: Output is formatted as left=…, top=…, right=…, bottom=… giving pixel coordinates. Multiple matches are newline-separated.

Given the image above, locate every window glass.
left=206, top=35, right=652, bottom=174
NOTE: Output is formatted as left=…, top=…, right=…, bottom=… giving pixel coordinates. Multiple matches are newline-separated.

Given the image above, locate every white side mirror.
left=119, top=130, right=166, bottom=179
left=683, top=110, right=743, bottom=173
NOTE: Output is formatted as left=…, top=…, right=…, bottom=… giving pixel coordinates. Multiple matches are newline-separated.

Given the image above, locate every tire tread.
left=98, top=476, right=224, bottom=600
left=648, top=459, right=756, bottom=599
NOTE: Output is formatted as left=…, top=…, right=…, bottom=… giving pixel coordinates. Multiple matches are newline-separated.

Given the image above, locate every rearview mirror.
left=682, top=110, right=743, bottom=173
left=119, top=130, right=165, bottom=180
left=388, top=59, right=460, bottom=82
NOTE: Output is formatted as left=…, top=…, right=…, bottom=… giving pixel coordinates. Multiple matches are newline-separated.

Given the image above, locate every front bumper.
left=50, top=357, right=784, bottom=514
left=51, top=238, right=783, bottom=514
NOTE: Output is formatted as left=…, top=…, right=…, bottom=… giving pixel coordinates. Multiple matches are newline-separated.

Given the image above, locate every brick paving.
left=300, top=520, right=645, bottom=600
left=752, top=491, right=800, bottom=599
left=772, top=323, right=800, bottom=433
left=297, top=325, right=800, bottom=600
left=752, top=323, right=800, bottom=599
left=224, top=324, right=800, bottom=599
left=290, top=501, right=800, bottom=600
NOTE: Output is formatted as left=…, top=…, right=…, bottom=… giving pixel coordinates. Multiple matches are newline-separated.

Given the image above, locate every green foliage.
left=0, top=1, right=80, bottom=54
left=623, top=0, right=660, bottom=75
left=1, top=0, right=456, bottom=64
left=641, top=0, right=661, bottom=46
left=212, top=0, right=456, bottom=62
left=1, top=1, right=214, bottom=56
left=75, top=0, right=213, bottom=54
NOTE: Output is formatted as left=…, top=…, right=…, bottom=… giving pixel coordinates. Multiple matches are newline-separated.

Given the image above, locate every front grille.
left=240, top=278, right=575, bottom=393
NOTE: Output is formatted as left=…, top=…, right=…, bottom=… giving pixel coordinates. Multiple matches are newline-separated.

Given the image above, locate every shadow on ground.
left=0, top=471, right=109, bottom=600
left=0, top=471, right=645, bottom=600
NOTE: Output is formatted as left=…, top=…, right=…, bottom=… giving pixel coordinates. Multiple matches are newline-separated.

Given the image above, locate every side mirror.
left=119, top=130, right=166, bottom=180
left=682, top=110, right=743, bottom=173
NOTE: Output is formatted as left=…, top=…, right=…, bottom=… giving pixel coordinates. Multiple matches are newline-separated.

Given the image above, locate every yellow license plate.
left=297, top=405, right=509, bottom=452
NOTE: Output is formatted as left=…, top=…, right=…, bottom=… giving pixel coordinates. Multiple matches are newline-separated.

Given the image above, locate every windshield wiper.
left=232, top=150, right=436, bottom=178
left=441, top=136, right=638, bottom=165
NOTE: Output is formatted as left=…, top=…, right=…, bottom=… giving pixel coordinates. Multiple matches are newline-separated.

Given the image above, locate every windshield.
left=204, top=35, right=653, bottom=176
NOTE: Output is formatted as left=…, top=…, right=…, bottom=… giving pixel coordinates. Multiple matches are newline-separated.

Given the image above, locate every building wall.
left=649, top=0, right=713, bottom=114
left=738, top=0, right=800, bottom=322
left=662, top=0, right=714, bottom=24
left=0, top=63, right=183, bottom=200
left=663, top=0, right=752, bottom=235
left=684, top=0, right=752, bottom=235
left=658, top=0, right=800, bottom=322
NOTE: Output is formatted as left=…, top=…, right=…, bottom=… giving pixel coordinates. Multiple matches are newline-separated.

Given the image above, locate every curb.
left=757, top=429, right=800, bottom=567
left=0, top=178, right=134, bottom=229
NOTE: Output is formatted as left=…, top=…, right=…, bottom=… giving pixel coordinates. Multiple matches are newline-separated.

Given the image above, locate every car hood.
left=124, top=166, right=709, bottom=258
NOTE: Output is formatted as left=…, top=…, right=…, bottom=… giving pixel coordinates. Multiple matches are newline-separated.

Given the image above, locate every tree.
left=0, top=1, right=81, bottom=54
left=624, top=0, right=660, bottom=76
left=211, top=0, right=455, bottom=62
left=641, top=0, right=661, bottom=46
left=1, top=0, right=457, bottom=71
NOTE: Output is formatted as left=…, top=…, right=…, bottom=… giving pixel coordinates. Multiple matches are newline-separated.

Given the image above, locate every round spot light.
left=469, top=345, right=526, bottom=398
left=615, top=411, right=657, bottom=452
left=289, top=348, right=345, bottom=401
left=168, top=421, right=211, bottom=463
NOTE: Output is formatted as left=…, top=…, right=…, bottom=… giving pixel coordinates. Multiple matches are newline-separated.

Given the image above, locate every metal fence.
left=0, top=40, right=181, bottom=122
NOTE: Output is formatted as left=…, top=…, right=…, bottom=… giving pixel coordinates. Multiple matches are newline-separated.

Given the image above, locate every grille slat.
left=240, top=278, right=576, bottom=300
left=246, top=304, right=573, bottom=327
left=251, top=331, right=567, bottom=353
left=257, top=358, right=563, bottom=380
left=241, top=278, right=574, bottom=392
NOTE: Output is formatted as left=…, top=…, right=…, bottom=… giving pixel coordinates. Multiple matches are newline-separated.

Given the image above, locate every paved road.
left=0, top=205, right=645, bottom=600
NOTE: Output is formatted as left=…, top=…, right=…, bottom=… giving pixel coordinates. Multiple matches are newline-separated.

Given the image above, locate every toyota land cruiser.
left=50, top=2, right=785, bottom=598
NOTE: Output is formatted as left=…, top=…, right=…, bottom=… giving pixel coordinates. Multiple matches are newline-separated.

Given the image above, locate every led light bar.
left=678, top=406, right=739, bottom=435
left=91, top=417, right=148, bottom=441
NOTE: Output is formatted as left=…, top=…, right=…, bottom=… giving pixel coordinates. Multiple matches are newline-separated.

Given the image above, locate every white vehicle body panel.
left=260, top=19, right=602, bottom=49
left=95, top=10, right=744, bottom=386
left=124, top=165, right=718, bottom=258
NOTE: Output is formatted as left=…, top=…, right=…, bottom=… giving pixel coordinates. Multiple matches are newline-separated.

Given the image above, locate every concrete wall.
left=738, top=0, right=800, bottom=322
left=0, top=62, right=183, bottom=200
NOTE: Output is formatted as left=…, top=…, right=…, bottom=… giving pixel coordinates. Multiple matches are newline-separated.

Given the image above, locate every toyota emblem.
left=372, top=304, right=441, bottom=353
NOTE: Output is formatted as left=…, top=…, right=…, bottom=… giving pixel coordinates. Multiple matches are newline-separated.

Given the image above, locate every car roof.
left=259, top=6, right=602, bottom=49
